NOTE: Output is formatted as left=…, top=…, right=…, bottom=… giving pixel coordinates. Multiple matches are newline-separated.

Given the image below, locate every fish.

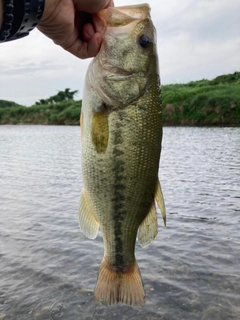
left=78, top=3, right=166, bottom=307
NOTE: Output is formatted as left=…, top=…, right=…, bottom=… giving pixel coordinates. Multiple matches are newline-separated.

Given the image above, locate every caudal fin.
left=94, top=258, right=145, bottom=307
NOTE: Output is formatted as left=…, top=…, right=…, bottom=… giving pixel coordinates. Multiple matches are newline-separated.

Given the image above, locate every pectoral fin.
left=155, top=179, right=166, bottom=227
left=91, top=109, right=109, bottom=154
left=79, top=189, right=99, bottom=239
left=138, top=202, right=158, bottom=248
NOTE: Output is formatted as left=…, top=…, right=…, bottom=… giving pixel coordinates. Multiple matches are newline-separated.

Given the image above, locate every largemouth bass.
left=79, top=3, right=166, bottom=307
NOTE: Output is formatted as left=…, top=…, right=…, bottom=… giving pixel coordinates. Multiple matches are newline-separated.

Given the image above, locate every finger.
left=86, top=32, right=102, bottom=57
left=82, top=23, right=95, bottom=42
left=63, top=32, right=101, bottom=59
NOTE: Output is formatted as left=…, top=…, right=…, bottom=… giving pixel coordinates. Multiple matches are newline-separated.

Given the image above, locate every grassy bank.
left=162, top=71, right=240, bottom=126
left=0, top=72, right=239, bottom=126
left=0, top=100, right=81, bottom=125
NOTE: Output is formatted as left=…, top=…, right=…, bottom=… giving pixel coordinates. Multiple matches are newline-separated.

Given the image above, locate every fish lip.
left=105, top=72, right=145, bottom=81
left=97, top=59, right=132, bottom=78
left=100, top=61, right=147, bottom=79
left=102, top=65, right=132, bottom=77
left=93, top=4, right=151, bottom=34
left=102, top=67, right=146, bottom=81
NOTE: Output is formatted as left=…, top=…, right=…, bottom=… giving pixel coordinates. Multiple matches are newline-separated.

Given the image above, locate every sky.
left=0, top=0, right=239, bottom=106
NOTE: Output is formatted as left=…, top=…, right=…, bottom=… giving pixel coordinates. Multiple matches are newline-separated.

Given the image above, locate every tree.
left=34, top=89, right=79, bottom=105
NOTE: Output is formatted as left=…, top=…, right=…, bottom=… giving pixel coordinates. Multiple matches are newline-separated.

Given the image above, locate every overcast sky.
left=0, top=0, right=239, bottom=106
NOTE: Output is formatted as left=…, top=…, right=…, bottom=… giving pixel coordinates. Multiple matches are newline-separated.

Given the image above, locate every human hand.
left=38, top=0, right=114, bottom=59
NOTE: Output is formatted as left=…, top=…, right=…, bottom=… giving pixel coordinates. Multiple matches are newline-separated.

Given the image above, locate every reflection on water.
left=0, top=125, right=239, bottom=320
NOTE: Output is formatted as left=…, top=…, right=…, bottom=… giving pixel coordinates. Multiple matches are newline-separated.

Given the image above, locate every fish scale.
left=79, top=4, right=166, bottom=307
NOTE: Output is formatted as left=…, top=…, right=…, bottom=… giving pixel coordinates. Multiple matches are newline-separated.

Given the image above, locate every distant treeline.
left=0, top=72, right=240, bottom=126
left=0, top=89, right=81, bottom=125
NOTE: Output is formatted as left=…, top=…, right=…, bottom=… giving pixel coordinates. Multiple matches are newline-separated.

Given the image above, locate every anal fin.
left=138, top=178, right=166, bottom=248
left=78, top=189, right=99, bottom=239
left=155, top=179, right=166, bottom=227
left=138, top=202, right=158, bottom=248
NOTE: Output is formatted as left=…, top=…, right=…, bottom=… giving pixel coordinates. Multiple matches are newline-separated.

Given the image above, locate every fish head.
left=91, top=4, right=159, bottom=108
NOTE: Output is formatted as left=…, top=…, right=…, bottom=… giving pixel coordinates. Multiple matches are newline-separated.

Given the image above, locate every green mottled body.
left=82, top=77, right=162, bottom=271
left=79, top=4, right=166, bottom=306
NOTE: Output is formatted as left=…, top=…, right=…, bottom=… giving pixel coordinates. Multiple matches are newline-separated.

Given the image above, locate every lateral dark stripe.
left=112, top=111, right=127, bottom=272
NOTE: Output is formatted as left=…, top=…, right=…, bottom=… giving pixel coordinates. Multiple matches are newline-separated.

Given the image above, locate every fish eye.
left=139, top=35, right=150, bottom=48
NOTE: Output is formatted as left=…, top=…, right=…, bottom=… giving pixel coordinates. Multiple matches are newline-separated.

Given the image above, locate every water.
left=0, top=125, right=239, bottom=320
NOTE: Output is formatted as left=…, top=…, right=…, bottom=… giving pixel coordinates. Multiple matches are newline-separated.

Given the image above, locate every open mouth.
left=93, top=4, right=151, bottom=33
left=96, top=58, right=133, bottom=78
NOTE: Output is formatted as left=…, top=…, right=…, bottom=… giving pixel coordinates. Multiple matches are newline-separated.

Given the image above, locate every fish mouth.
left=101, top=64, right=132, bottom=78
left=100, top=63, right=146, bottom=81
left=105, top=72, right=145, bottom=81
left=93, top=4, right=150, bottom=34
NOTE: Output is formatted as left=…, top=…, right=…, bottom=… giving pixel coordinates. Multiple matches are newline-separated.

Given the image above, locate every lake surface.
left=0, top=125, right=239, bottom=320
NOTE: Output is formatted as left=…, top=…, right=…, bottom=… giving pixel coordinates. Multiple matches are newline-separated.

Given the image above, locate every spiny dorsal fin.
left=155, top=179, right=166, bottom=227
left=138, top=202, right=158, bottom=248
left=79, top=189, right=99, bottom=239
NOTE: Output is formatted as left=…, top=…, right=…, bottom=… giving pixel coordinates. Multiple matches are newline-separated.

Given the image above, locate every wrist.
left=0, top=0, right=14, bottom=42
left=0, top=0, right=3, bottom=28
left=39, top=0, right=59, bottom=23
left=0, top=0, right=45, bottom=43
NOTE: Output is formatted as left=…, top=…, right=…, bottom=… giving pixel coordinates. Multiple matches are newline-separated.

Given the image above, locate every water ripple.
left=0, top=126, right=239, bottom=319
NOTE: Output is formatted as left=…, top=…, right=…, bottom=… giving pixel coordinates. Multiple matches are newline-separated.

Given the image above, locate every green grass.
left=0, top=100, right=24, bottom=109
left=0, top=71, right=239, bottom=126
left=162, top=71, right=240, bottom=125
left=0, top=100, right=82, bottom=125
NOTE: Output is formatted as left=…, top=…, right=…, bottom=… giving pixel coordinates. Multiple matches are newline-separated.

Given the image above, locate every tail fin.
left=94, top=258, right=145, bottom=307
